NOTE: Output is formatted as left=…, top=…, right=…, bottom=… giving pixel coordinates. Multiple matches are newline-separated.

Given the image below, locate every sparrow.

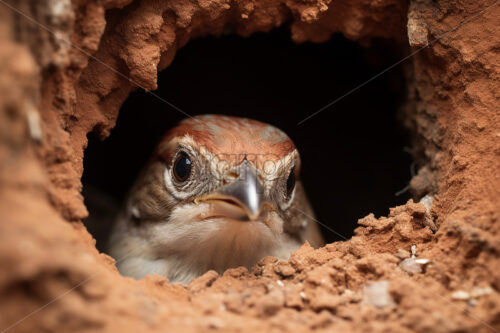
left=109, top=114, right=323, bottom=284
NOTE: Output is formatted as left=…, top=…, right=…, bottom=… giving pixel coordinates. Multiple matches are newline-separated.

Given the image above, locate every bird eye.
left=286, top=167, right=296, bottom=197
left=173, top=152, right=192, bottom=182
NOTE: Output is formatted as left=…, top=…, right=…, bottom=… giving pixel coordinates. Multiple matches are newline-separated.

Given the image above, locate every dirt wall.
left=0, top=0, right=499, bottom=332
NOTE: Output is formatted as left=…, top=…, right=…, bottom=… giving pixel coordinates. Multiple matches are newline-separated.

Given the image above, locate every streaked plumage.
left=109, top=115, right=323, bottom=284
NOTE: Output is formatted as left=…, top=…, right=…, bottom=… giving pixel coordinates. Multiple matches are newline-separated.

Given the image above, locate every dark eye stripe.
left=173, top=152, right=192, bottom=182
left=286, top=167, right=296, bottom=197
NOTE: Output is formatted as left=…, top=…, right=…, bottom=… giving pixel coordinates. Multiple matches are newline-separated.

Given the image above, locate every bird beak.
left=194, top=160, right=270, bottom=221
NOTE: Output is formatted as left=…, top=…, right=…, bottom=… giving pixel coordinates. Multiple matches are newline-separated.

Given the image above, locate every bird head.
left=112, top=115, right=316, bottom=281
left=158, top=114, right=299, bottom=225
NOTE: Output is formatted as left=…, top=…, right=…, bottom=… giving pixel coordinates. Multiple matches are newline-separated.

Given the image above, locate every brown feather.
left=157, top=115, right=296, bottom=168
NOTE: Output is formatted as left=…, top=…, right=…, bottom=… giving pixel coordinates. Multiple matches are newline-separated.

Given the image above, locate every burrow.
left=0, top=0, right=499, bottom=332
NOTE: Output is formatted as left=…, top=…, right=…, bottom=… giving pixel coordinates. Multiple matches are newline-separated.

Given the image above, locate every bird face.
left=163, top=137, right=297, bottom=225
left=109, top=115, right=322, bottom=283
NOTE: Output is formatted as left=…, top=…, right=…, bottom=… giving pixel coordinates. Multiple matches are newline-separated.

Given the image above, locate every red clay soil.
left=0, top=0, right=499, bottom=332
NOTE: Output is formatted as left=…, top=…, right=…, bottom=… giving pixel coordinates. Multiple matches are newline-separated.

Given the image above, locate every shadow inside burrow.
left=82, top=28, right=412, bottom=251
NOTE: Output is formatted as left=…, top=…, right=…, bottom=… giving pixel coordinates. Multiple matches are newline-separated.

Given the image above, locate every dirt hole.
left=82, top=28, right=412, bottom=252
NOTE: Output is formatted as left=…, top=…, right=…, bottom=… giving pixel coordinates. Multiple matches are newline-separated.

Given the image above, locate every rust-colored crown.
left=157, top=114, right=296, bottom=166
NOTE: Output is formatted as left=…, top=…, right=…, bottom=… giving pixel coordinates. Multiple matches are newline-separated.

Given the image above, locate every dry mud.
left=0, top=0, right=499, bottom=332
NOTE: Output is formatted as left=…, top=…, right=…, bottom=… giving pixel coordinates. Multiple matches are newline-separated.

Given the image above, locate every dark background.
left=82, top=28, right=412, bottom=246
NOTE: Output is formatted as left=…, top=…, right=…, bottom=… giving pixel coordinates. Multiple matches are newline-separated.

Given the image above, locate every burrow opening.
left=82, top=28, right=413, bottom=253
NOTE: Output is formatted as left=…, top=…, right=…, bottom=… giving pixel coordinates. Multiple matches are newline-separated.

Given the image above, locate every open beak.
left=194, top=160, right=270, bottom=221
